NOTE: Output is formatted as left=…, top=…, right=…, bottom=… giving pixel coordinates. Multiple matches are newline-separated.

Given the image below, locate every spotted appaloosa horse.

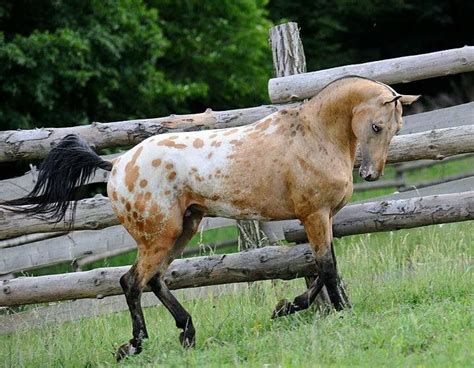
left=2, top=76, right=419, bottom=360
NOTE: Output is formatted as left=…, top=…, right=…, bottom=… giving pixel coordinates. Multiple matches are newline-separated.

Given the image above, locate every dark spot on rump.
left=165, top=163, right=174, bottom=170
left=152, top=159, right=162, bottom=167
left=140, top=179, right=148, bottom=188
left=168, top=171, right=177, bottom=181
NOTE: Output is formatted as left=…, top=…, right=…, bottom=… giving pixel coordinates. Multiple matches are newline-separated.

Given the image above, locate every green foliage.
left=152, top=0, right=273, bottom=112
left=0, top=0, right=272, bottom=130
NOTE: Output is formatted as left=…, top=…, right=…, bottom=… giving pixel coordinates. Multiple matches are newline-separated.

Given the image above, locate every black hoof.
left=271, top=299, right=294, bottom=319
left=179, top=331, right=196, bottom=348
left=116, top=341, right=141, bottom=362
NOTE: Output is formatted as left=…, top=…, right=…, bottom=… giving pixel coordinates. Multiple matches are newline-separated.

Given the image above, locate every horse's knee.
left=120, top=267, right=141, bottom=299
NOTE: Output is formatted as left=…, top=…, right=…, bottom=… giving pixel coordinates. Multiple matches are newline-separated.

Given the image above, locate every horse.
left=2, top=76, right=419, bottom=360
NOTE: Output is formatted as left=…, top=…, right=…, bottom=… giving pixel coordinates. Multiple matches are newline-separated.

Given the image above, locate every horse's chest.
left=291, top=159, right=352, bottom=215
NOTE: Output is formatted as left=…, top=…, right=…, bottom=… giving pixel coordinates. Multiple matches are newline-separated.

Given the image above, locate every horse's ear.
left=383, top=95, right=402, bottom=105
left=399, top=94, right=422, bottom=105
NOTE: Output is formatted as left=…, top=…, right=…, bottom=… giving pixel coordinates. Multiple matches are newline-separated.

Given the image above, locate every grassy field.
left=1, top=221, right=472, bottom=367
left=1, top=157, right=473, bottom=367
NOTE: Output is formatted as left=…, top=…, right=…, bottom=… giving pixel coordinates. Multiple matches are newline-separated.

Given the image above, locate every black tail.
left=1, top=134, right=113, bottom=223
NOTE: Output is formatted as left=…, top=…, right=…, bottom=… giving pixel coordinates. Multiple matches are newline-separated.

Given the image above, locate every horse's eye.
left=372, top=124, right=381, bottom=133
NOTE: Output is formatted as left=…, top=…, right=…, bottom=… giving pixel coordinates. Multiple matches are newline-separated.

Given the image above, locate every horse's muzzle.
left=359, top=165, right=380, bottom=181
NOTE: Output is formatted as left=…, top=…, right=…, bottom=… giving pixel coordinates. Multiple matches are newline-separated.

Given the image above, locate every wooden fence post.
left=268, top=22, right=349, bottom=311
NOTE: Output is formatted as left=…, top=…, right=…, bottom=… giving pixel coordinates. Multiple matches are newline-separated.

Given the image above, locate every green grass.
left=1, top=222, right=472, bottom=367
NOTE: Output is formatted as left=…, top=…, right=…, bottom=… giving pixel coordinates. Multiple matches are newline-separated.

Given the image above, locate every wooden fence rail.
left=1, top=191, right=473, bottom=305
left=268, top=46, right=474, bottom=103
left=0, top=104, right=294, bottom=163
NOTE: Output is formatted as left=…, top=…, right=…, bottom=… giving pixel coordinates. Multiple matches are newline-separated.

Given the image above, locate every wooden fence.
left=0, top=23, right=473, bottom=317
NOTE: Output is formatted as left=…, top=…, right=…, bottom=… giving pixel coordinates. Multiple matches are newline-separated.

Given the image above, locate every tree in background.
left=151, top=0, right=273, bottom=113
left=0, top=0, right=272, bottom=130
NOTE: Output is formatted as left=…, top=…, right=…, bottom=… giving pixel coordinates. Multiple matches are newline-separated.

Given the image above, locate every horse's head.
left=352, top=91, right=420, bottom=181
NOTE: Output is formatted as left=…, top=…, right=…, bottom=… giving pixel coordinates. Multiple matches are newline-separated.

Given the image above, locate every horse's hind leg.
left=148, top=208, right=203, bottom=348
left=116, top=263, right=149, bottom=360
left=116, top=215, right=184, bottom=361
left=148, top=276, right=196, bottom=347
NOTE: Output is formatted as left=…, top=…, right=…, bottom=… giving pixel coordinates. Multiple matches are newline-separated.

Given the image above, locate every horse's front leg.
left=272, top=210, right=349, bottom=318
left=303, top=211, right=349, bottom=311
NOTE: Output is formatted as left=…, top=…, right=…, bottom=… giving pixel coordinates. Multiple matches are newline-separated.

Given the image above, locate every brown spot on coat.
left=140, top=179, right=148, bottom=188
left=255, top=118, right=271, bottom=131
left=157, top=139, right=187, bottom=149
left=230, top=139, right=242, bottom=146
left=165, top=163, right=174, bottom=170
left=152, top=159, right=162, bottom=167
left=124, top=146, right=143, bottom=192
left=193, top=138, right=204, bottom=148
left=223, top=128, right=239, bottom=136
left=211, top=140, right=222, bottom=147
left=207, top=152, right=213, bottom=159
left=168, top=171, right=177, bottom=181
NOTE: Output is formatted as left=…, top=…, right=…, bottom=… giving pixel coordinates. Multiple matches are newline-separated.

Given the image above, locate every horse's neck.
left=299, top=85, right=360, bottom=167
